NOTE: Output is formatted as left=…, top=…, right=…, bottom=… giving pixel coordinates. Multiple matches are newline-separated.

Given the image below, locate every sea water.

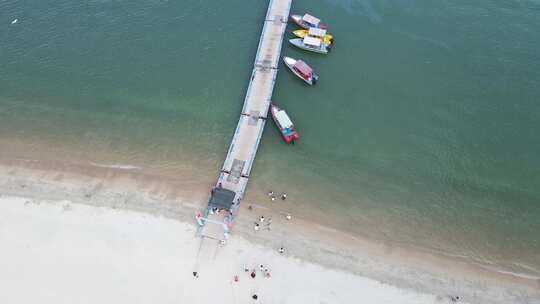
left=1, top=0, right=539, bottom=277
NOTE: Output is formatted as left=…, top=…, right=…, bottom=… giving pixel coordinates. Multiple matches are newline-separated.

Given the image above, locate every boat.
left=290, top=14, right=326, bottom=30
left=289, top=36, right=329, bottom=54
left=283, top=56, right=318, bottom=85
left=292, top=28, right=333, bottom=45
left=270, top=104, right=299, bottom=144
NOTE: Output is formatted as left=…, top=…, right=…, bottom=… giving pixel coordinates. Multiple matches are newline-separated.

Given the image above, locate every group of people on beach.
left=195, top=188, right=295, bottom=302
left=267, top=190, right=287, bottom=201
left=254, top=214, right=273, bottom=231
left=251, top=189, right=292, bottom=232
left=243, top=264, right=272, bottom=280
left=237, top=263, right=274, bottom=301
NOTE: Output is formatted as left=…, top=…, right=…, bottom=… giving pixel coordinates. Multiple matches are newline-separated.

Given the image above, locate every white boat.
left=289, top=36, right=329, bottom=54
left=290, top=14, right=326, bottom=30
left=270, top=104, right=299, bottom=144
left=283, top=57, right=318, bottom=85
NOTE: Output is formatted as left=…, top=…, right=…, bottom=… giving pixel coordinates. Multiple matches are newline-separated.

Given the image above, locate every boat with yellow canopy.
left=293, top=28, right=333, bottom=45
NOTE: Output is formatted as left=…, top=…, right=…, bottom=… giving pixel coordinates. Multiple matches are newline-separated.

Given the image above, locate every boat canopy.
left=275, top=110, right=293, bottom=129
left=308, top=27, right=326, bottom=37
left=304, top=36, right=321, bottom=47
left=303, top=14, right=320, bottom=25
left=293, top=60, right=313, bottom=77
left=209, top=187, right=236, bottom=211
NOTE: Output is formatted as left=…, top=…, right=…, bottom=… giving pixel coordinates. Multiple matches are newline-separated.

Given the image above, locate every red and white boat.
left=290, top=13, right=327, bottom=30
left=270, top=104, right=299, bottom=144
left=283, top=56, right=319, bottom=85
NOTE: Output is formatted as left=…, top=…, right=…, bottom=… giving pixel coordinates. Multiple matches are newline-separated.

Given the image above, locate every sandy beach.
left=0, top=195, right=433, bottom=304
left=0, top=159, right=539, bottom=304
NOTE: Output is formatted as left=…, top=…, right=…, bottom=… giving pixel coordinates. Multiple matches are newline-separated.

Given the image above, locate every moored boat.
left=270, top=104, right=299, bottom=144
left=283, top=56, right=319, bottom=85
left=292, top=28, right=334, bottom=46
left=290, top=14, right=327, bottom=30
left=289, top=37, right=329, bottom=54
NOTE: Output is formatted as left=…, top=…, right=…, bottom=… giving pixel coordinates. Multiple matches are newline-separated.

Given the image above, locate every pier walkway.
left=197, top=0, right=292, bottom=242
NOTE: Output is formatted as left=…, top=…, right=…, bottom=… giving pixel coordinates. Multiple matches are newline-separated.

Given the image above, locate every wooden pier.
left=197, top=0, right=292, bottom=241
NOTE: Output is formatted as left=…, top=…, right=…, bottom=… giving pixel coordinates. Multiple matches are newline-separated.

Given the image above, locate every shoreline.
left=3, top=135, right=539, bottom=282
left=0, top=157, right=539, bottom=303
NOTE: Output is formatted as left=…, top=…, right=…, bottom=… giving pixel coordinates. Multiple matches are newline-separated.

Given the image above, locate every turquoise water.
left=1, top=0, right=539, bottom=276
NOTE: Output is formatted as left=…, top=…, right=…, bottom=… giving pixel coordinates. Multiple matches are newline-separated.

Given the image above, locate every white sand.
left=0, top=196, right=441, bottom=304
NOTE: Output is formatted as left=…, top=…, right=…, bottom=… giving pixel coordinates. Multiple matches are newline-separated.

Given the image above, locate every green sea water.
left=1, top=0, right=539, bottom=276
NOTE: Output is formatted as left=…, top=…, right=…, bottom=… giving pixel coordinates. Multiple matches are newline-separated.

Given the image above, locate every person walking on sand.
left=279, top=247, right=284, bottom=254
left=281, top=193, right=287, bottom=200
left=259, top=216, right=265, bottom=223
left=254, top=223, right=260, bottom=231
left=286, top=213, right=292, bottom=220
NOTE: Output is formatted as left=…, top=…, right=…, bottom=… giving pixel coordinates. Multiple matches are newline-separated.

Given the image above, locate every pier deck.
left=198, top=0, right=292, bottom=241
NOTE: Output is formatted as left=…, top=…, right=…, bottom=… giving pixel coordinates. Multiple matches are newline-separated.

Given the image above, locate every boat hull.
left=289, top=38, right=329, bottom=54
left=270, top=104, right=299, bottom=144
left=283, top=57, right=318, bottom=86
